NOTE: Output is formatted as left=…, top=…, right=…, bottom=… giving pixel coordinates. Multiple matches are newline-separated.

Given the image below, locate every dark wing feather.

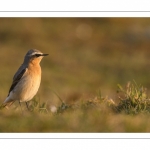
left=7, top=68, right=26, bottom=96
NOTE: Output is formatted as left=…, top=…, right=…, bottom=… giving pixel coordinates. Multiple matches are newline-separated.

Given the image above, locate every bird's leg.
left=18, top=100, right=23, bottom=115
left=25, top=102, right=30, bottom=111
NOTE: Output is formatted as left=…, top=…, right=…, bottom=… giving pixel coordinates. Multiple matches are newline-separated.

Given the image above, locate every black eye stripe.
left=35, top=54, right=41, bottom=57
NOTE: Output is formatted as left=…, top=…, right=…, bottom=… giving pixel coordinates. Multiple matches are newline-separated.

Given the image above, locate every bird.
left=2, top=49, right=48, bottom=111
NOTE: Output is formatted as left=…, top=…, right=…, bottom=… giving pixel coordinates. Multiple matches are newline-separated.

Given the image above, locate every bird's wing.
left=7, top=68, right=27, bottom=96
left=13, top=64, right=25, bottom=80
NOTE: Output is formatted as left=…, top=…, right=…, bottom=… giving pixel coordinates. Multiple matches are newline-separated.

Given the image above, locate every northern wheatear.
left=2, top=49, right=48, bottom=110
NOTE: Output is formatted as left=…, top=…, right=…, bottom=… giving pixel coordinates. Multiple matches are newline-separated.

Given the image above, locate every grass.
left=1, top=18, right=150, bottom=132
left=116, top=81, right=150, bottom=114
left=1, top=81, right=150, bottom=132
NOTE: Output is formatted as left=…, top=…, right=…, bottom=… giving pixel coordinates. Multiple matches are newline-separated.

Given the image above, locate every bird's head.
left=24, top=49, right=49, bottom=65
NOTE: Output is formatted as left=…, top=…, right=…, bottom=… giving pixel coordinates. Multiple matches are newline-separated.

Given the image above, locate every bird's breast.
left=12, top=65, right=42, bottom=102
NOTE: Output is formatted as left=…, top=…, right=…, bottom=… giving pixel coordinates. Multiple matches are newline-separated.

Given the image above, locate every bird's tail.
left=0, top=101, right=14, bottom=109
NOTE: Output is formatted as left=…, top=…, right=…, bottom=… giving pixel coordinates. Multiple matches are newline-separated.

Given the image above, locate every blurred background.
left=0, top=18, right=150, bottom=106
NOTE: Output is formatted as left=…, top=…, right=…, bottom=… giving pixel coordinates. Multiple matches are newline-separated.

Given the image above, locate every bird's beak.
left=42, top=54, right=49, bottom=56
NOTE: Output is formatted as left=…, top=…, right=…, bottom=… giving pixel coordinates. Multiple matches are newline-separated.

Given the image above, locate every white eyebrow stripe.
left=30, top=52, right=43, bottom=56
